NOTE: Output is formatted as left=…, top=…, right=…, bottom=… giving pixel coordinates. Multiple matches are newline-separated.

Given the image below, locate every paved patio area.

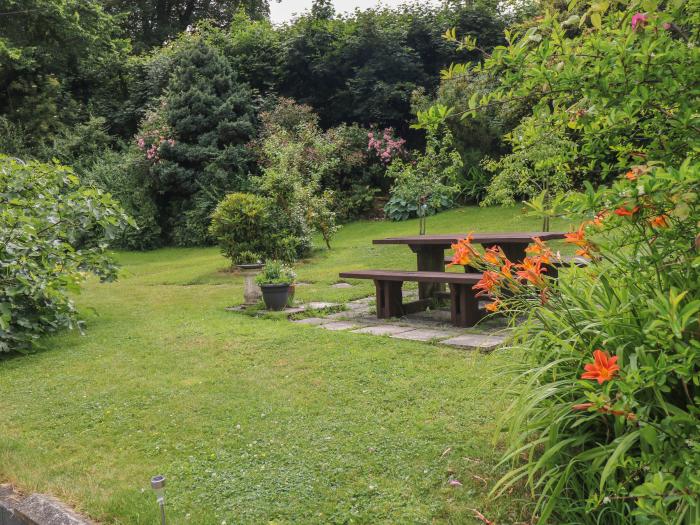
left=289, top=292, right=512, bottom=352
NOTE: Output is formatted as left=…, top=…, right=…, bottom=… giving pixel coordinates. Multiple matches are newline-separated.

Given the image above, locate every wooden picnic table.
left=373, top=232, right=567, bottom=299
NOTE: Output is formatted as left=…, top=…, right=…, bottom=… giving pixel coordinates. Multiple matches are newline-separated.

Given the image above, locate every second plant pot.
left=260, top=283, right=291, bottom=311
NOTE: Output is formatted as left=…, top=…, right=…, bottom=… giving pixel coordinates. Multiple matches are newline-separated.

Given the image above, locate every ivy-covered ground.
left=0, top=207, right=568, bottom=524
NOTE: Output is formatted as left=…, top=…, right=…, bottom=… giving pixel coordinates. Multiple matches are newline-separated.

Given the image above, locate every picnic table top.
left=339, top=269, right=483, bottom=283
left=373, top=232, right=567, bottom=246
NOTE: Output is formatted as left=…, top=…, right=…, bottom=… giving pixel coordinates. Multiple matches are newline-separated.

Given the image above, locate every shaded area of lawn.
left=0, top=207, right=562, bottom=523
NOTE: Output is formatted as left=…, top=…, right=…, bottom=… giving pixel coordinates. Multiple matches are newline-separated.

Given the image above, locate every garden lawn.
left=0, top=207, right=570, bottom=524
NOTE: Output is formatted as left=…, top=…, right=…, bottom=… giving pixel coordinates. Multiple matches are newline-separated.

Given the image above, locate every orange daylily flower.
left=580, top=349, right=620, bottom=384
left=649, top=214, right=669, bottom=228
left=564, top=224, right=587, bottom=247
left=614, top=204, right=640, bottom=217
left=575, top=247, right=593, bottom=259
left=472, top=270, right=500, bottom=297
left=449, top=234, right=477, bottom=266
left=591, top=210, right=608, bottom=228
left=500, top=259, right=514, bottom=279
left=485, top=300, right=500, bottom=312
left=483, top=245, right=505, bottom=265
left=624, top=164, right=650, bottom=181
left=565, top=224, right=597, bottom=258
left=525, top=237, right=554, bottom=264
left=516, top=257, right=547, bottom=286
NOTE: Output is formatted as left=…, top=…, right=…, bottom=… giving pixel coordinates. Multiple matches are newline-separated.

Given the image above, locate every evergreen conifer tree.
left=155, top=39, right=256, bottom=245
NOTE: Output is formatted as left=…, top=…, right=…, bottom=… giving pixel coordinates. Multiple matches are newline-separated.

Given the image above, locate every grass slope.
left=0, top=207, right=569, bottom=524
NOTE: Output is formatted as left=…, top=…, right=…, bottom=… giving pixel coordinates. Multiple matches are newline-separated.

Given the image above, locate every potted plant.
left=255, top=260, right=296, bottom=311
left=235, top=251, right=263, bottom=305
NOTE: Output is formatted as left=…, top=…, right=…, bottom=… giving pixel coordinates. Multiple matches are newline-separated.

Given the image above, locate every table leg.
left=410, top=245, right=445, bottom=300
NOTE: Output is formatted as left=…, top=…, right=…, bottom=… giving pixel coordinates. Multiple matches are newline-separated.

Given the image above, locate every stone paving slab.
left=441, top=333, right=508, bottom=351
left=351, top=325, right=416, bottom=336
left=390, top=328, right=457, bottom=342
left=346, top=301, right=372, bottom=311
left=331, top=282, right=353, bottom=288
left=307, top=301, right=339, bottom=310
left=320, top=321, right=364, bottom=331
left=292, top=317, right=330, bottom=325
left=404, top=309, right=452, bottom=323
left=284, top=306, right=306, bottom=314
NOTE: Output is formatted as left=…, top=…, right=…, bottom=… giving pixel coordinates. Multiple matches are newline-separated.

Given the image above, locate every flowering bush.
left=384, top=126, right=462, bottom=221
left=134, top=106, right=175, bottom=163
left=449, top=159, right=700, bottom=522
left=367, top=127, right=406, bottom=163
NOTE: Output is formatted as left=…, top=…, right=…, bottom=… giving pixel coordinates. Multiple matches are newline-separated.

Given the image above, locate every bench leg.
left=375, top=280, right=403, bottom=319
left=449, top=283, right=481, bottom=327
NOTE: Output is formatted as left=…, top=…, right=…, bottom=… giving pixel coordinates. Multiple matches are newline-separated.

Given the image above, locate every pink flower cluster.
left=136, top=128, right=175, bottom=163
left=630, top=12, right=676, bottom=34
left=368, top=128, right=405, bottom=163
left=631, top=12, right=648, bottom=31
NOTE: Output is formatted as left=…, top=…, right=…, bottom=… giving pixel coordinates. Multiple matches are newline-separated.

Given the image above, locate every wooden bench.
left=338, top=270, right=484, bottom=327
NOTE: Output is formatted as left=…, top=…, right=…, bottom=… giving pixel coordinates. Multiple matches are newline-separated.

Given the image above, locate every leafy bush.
left=50, top=117, right=116, bottom=172
left=322, top=123, right=385, bottom=220
left=448, top=159, right=700, bottom=523
left=83, top=148, right=161, bottom=250
left=0, top=156, right=132, bottom=352
left=255, top=260, right=296, bottom=286
left=209, top=193, right=302, bottom=265
left=427, top=0, right=700, bottom=186
left=252, top=99, right=343, bottom=252
left=384, top=126, right=462, bottom=221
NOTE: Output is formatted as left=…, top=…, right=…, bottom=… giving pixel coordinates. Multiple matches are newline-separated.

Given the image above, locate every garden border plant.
left=0, top=156, right=132, bottom=353
left=447, top=160, right=700, bottom=523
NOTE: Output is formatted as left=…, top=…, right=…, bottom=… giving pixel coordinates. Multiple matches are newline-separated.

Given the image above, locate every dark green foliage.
left=0, top=0, right=509, bottom=253
left=0, top=0, right=129, bottom=149
left=277, top=3, right=505, bottom=134
left=149, top=39, right=256, bottom=245
left=83, top=148, right=162, bottom=250
left=0, top=155, right=132, bottom=352
left=100, top=0, right=272, bottom=50
left=209, top=192, right=303, bottom=264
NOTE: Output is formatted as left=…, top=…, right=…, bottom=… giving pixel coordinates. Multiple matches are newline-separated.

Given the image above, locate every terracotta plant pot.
left=260, top=283, right=290, bottom=311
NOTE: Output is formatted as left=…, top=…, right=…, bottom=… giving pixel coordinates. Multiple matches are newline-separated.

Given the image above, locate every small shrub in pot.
left=255, top=261, right=296, bottom=311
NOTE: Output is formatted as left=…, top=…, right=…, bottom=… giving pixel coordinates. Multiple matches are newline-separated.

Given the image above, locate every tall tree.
left=100, top=0, right=271, bottom=50
left=0, top=0, right=128, bottom=146
left=146, top=38, right=256, bottom=245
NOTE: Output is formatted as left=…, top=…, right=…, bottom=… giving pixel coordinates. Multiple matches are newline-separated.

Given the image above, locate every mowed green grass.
left=0, top=207, right=571, bottom=524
